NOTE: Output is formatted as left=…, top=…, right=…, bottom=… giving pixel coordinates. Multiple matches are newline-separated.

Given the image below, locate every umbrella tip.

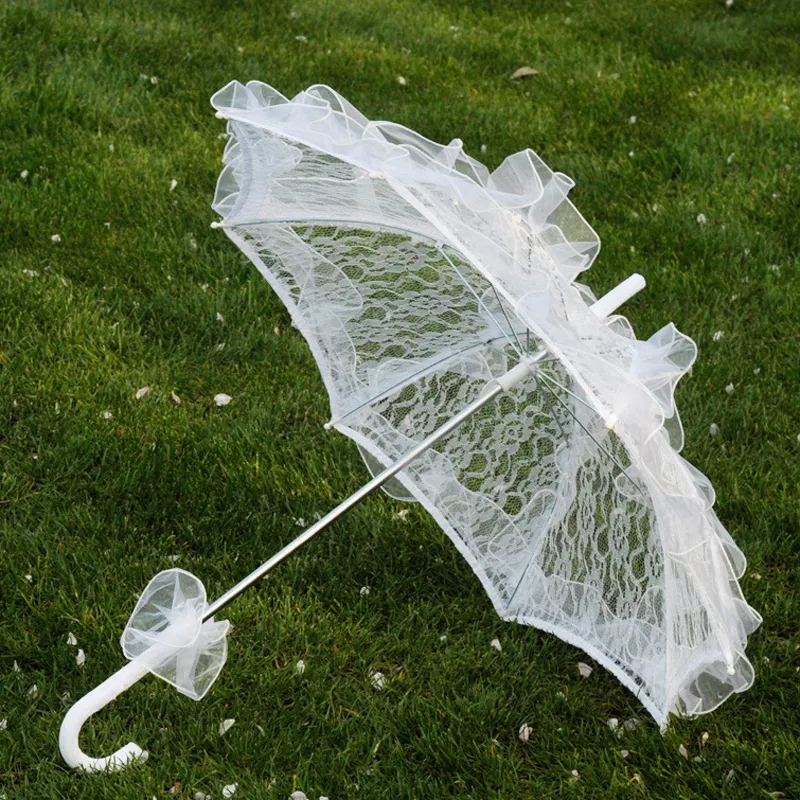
left=210, top=221, right=221, bottom=229
left=727, top=665, right=736, bottom=676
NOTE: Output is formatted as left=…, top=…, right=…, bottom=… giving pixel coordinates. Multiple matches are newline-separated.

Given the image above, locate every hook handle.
left=59, top=657, right=151, bottom=772
left=60, top=568, right=231, bottom=773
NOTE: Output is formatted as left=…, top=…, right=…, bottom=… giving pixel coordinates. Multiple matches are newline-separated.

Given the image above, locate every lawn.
left=1, top=0, right=799, bottom=798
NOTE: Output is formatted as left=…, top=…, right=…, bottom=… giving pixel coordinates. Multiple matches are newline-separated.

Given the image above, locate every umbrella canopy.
left=209, top=81, right=760, bottom=727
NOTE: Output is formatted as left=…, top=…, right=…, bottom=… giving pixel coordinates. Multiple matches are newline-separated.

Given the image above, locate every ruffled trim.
left=211, top=80, right=600, bottom=284
left=210, top=81, right=760, bottom=724
left=210, top=82, right=697, bottom=458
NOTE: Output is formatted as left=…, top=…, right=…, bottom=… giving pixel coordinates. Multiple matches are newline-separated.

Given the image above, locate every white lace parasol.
left=208, top=81, right=760, bottom=727
left=58, top=83, right=762, bottom=776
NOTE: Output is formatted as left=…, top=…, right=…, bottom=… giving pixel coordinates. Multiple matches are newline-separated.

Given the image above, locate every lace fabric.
left=211, top=81, right=760, bottom=727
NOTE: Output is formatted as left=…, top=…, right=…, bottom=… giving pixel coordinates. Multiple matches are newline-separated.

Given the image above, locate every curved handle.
left=590, top=273, right=646, bottom=320
left=59, top=658, right=151, bottom=772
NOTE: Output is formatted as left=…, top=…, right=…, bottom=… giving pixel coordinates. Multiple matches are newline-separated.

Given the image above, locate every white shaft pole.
left=205, top=273, right=645, bottom=618
left=203, top=376, right=513, bottom=619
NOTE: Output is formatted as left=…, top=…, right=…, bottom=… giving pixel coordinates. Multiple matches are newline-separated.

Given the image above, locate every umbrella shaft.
left=203, top=272, right=646, bottom=620
left=203, top=379, right=510, bottom=620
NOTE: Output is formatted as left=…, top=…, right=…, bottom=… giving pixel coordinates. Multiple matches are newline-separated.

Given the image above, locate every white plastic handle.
left=590, top=273, right=646, bottom=320
left=59, top=658, right=151, bottom=772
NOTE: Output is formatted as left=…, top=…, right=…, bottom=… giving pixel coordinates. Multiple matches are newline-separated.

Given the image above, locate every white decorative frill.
left=121, top=569, right=229, bottom=701
left=210, top=81, right=760, bottom=727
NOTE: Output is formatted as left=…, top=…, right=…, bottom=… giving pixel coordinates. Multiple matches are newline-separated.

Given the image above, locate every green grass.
left=1, top=0, right=799, bottom=797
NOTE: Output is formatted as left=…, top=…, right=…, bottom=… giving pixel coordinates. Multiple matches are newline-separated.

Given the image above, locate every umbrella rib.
left=532, top=376, right=572, bottom=445
left=488, top=279, right=527, bottom=358
left=328, top=334, right=522, bottom=427
left=536, top=369, right=610, bottom=420
left=218, top=216, right=441, bottom=244
left=503, top=374, right=648, bottom=612
left=331, top=342, right=561, bottom=426
left=332, top=345, right=559, bottom=427
left=501, top=380, right=575, bottom=614
left=534, top=375, right=646, bottom=496
left=436, top=247, right=524, bottom=359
